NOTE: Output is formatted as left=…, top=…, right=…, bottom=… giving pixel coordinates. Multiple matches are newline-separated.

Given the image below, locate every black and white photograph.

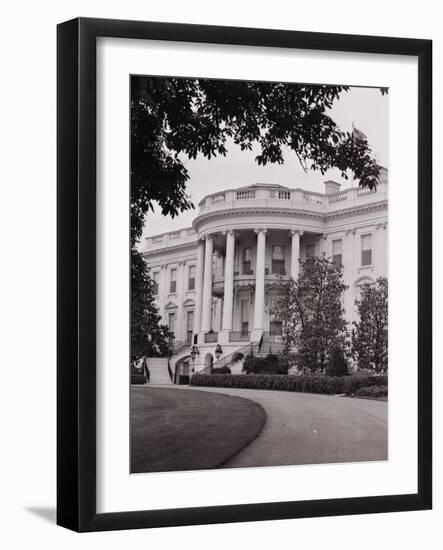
left=130, top=75, right=389, bottom=474
left=0, top=0, right=437, bottom=543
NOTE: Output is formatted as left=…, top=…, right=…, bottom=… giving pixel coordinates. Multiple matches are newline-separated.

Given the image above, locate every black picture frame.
left=57, top=17, right=432, bottom=532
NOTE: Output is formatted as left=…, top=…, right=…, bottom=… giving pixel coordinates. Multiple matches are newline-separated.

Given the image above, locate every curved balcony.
left=193, top=182, right=387, bottom=233
left=212, top=265, right=289, bottom=296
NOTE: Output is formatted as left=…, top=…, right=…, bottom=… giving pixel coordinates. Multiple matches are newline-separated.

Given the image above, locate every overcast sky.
left=141, top=85, right=388, bottom=238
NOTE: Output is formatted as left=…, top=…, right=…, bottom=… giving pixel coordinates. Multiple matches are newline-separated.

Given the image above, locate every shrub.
left=243, top=353, right=288, bottom=375
left=325, top=344, right=349, bottom=377
left=343, top=374, right=387, bottom=395
left=212, top=366, right=231, bottom=374
left=190, top=373, right=387, bottom=395
left=131, top=372, right=147, bottom=385
left=355, top=385, right=388, bottom=398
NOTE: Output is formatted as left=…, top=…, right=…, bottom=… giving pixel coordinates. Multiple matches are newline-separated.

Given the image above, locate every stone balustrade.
left=197, top=182, right=386, bottom=215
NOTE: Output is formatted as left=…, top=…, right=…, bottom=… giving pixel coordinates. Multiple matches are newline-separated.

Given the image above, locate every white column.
left=159, top=264, right=167, bottom=321
left=290, top=229, right=303, bottom=279
left=253, top=228, right=267, bottom=336
left=200, top=234, right=213, bottom=332
left=194, top=238, right=205, bottom=335
left=344, top=228, right=357, bottom=327
left=221, top=230, right=235, bottom=335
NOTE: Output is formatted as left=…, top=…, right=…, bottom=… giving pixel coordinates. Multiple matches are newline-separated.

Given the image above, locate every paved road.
left=185, top=386, right=388, bottom=468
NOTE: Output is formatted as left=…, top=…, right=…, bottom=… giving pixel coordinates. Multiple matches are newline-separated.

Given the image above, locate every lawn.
left=131, top=386, right=266, bottom=473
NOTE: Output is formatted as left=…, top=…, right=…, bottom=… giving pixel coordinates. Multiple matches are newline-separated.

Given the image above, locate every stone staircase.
left=211, top=333, right=286, bottom=370
left=211, top=341, right=260, bottom=370
left=146, top=358, right=173, bottom=385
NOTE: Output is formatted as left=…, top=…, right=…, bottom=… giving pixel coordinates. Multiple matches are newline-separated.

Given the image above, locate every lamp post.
left=190, top=345, right=199, bottom=373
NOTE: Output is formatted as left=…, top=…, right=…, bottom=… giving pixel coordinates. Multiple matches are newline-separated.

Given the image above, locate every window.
left=270, top=320, right=283, bottom=336
left=243, top=247, right=252, bottom=274
left=186, top=310, right=194, bottom=344
left=332, top=239, right=343, bottom=266
left=272, top=245, right=285, bottom=274
left=169, top=268, right=177, bottom=293
left=168, top=312, right=176, bottom=335
left=188, top=265, right=195, bottom=291
left=152, top=271, right=159, bottom=295
left=361, top=234, right=372, bottom=266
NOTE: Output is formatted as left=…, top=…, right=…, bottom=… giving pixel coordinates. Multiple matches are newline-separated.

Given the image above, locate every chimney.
left=324, top=180, right=341, bottom=195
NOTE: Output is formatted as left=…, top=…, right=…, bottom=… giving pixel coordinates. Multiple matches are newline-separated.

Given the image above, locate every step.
left=146, top=357, right=173, bottom=385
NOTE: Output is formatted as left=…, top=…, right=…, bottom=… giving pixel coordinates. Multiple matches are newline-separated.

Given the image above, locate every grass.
left=130, top=386, right=266, bottom=473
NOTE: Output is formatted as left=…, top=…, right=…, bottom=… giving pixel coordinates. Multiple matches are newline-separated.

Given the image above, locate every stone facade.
left=142, top=168, right=388, bottom=376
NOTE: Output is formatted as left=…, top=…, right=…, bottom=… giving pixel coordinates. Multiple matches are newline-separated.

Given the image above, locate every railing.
left=167, top=357, right=173, bottom=382
left=213, top=265, right=256, bottom=279
left=302, top=191, right=324, bottom=204
left=328, top=191, right=348, bottom=203
left=229, top=331, right=251, bottom=342
left=256, top=332, right=286, bottom=356
left=143, top=358, right=150, bottom=382
left=211, top=193, right=226, bottom=203
left=212, top=341, right=260, bottom=369
left=268, top=189, right=291, bottom=199
left=236, top=189, right=256, bottom=200
left=204, top=332, right=218, bottom=343
left=213, top=265, right=289, bottom=281
left=196, top=182, right=386, bottom=218
left=357, top=186, right=377, bottom=196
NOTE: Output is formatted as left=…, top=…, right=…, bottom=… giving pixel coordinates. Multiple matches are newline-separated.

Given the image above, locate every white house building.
left=142, top=168, right=388, bottom=382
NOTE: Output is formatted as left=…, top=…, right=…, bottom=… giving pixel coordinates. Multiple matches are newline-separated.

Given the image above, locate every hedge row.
left=212, top=366, right=231, bottom=374
left=190, top=373, right=388, bottom=395
left=355, top=385, right=388, bottom=398
left=131, top=373, right=147, bottom=385
left=243, top=354, right=288, bottom=375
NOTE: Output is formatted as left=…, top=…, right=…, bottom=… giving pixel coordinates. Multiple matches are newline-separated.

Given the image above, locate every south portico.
left=193, top=225, right=307, bottom=347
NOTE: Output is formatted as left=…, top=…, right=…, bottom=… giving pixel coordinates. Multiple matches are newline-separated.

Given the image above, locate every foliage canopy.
left=352, top=277, right=388, bottom=373
left=131, top=249, right=171, bottom=359
left=272, top=254, right=348, bottom=373
left=131, top=76, right=381, bottom=245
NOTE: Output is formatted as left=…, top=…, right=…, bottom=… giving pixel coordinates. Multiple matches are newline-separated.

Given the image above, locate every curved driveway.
left=186, top=386, right=387, bottom=467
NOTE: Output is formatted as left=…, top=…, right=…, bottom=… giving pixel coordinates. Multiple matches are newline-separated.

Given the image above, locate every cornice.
left=192, top=201, right=387, bottom=231
left=142, top=240, right=198, bottom=259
